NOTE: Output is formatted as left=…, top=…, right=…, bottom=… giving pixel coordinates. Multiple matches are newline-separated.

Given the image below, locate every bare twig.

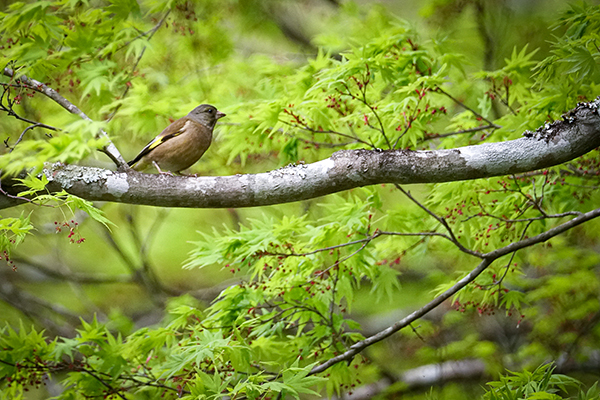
left=258, top=230, right=453, bottom=260
left=0, top=82, right=59, bottom=151
left=81, top=368, right=128, bottom=400
left=394, top=184, right=482, bottom=257
left=0, top=90, right=59, bottom=132
left=494, top=219, right=534, bottom=287
left=392, top=88, right=426, bottom=149
left=419, top=124, right=498, bottom=142
left=107, top=10, right=171, bottom=121
left=8, top=123, right=50, bottom=151
left=465, top=196, right=582, bottom=224
left=309, top=206, right=600, bottom=375
left=2, top=67, right=126, bottom=167
left=282, top=119, right=374, bottom=148
left=338, top=71, right=393, bottom=148
left=435, top=86, right=501, bottom=129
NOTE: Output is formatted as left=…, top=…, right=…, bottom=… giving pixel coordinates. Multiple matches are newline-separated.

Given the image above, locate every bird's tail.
left=127, top=157, right=140, bottom=168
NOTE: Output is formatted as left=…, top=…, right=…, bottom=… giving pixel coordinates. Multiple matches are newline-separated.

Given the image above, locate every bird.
left=127, top=104, right=226, bottom=174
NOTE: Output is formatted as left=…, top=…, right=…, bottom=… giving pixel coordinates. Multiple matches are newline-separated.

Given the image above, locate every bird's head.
left=187, top=104, right=226, bottom=128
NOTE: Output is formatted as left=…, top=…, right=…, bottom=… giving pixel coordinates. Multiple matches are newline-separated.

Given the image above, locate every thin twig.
left=9, top=123, right=49, bottom=151
left=2, top=67, right=125, bottom=167
left=81, top=368, right=128, bottom=400
left=419, top=124, right=499, bottom=142
left=107, top=10, right=171, bottom=121
left=392, top=89, right=425, bottom=149
left=0, top=94, right=59, bottom=133
left=435, top=87, right=501, bottom=129
left=259, top=230, right=452, bottom=259
left=394, top=184, right=481, bottom=257
left=495, top=219, right=534, bottom=286
left=282, top=119, right=374, bottom=148
left=338, top=73, right=392, bottom=148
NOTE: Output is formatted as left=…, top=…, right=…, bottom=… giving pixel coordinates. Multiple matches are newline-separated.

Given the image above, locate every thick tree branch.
left=1, top=98, right=599, bottom=210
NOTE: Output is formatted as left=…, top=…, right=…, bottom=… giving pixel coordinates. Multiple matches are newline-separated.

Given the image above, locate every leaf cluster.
left=2, top=1, right=600, bottom=399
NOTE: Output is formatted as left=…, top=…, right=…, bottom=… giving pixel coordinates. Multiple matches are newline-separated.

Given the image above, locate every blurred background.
left=1, top=0, right=599, bottom=398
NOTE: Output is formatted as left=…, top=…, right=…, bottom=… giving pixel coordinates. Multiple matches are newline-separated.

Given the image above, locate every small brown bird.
left=128, top=104, right=226, bottom=174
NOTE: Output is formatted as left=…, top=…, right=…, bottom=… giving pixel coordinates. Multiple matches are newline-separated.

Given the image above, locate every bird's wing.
left=128, top=118, right=188, bottom=166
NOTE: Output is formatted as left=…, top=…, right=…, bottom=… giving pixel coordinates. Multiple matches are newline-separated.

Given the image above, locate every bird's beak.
left=216, top=111, right=226, bottom=119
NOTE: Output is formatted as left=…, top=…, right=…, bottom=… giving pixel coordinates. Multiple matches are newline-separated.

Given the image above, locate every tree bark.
left=2, top=98, right=599, bottom=210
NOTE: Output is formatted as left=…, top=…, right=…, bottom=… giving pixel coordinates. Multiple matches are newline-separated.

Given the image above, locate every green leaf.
left=63, top=194, right=115, bottom=229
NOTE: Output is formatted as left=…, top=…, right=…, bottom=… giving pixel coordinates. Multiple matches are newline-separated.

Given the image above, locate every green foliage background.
left=1, top=0, right=600, bottom=399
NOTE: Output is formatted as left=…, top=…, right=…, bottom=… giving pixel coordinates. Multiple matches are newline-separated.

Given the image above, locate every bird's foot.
left=152, top=161, right=174, bottom=176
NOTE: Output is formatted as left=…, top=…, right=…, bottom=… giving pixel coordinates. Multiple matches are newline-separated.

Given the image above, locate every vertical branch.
left=358, top=67, right=392, bottom=149
left=473, top=0, right=495, bottom=71
left=338, top=67, right=393, bottom=149
left=107, top=9, right=172, bottom=121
